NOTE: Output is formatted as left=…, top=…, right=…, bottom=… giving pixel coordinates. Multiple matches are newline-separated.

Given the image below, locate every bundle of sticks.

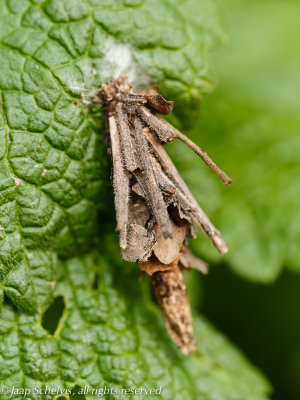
left=95, top=77, right=231, bottom=355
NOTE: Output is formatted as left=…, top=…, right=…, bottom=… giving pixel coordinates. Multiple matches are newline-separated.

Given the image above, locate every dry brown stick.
left=151, top=150, right=227, bottom=253
left=115, top=102, right=137, bottom=172
left=108, top=115, right=129, bottom=249
left=138, top=106, right=232, bottom=186
left=133, top=116, right=173, bottom=239
left=116, top=90, right=147, bottom=104
left=149, top=154, right=177, bottom=197
left=150, top=153, right=197, bottom=223
left=145, top=129, right=228, bottom=254
left=137, top=106, right=175, bottom=143
left=173, top=127, right=232, bottom=186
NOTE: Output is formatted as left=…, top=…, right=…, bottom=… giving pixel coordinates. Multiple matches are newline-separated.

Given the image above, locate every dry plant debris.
left=95, top=77, right=231, bottom=354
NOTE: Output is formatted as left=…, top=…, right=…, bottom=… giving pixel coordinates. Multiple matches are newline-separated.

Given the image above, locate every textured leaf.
left=0, top=250, right=270, bottom=400
left=0, top=0, right=271, bottom=397
left=0, top=0, right=224, bottom=311
left=167, top=0, right=300, bottom=282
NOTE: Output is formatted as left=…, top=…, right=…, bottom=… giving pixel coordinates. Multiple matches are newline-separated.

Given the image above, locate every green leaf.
left=0, top=0, right=271, bottom=397
left=167, top=0, right=300, bottom=282
left=0, top=0, right=224, bottom=311
left=0, top=250, right=270, bottom=400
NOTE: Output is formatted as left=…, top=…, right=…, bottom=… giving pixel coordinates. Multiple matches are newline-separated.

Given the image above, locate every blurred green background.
left=169, top=0, right=300, bottom=399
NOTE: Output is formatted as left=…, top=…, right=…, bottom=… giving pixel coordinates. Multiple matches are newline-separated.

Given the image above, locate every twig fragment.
left=139, top=107, right=232, bottom=186
left=115, top=102, right=137, bottom=172
left=133, top=116, right=173, bottom=239
left=144, top=129, right=228, bottom=254
left=108, top=115, right=129, bottom=241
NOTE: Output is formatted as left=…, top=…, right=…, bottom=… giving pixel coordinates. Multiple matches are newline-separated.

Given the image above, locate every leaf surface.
left=0, top=0, right=224, bottom=310
left=0, top=250, right=270, bottom=400
left=0, top=0, right=271, bottom=397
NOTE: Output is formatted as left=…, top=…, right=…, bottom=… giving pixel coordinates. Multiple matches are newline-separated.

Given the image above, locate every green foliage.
left=0, top=0, right=225, bottom=311
left=0, top=249, right=270, bottom=400
left=0, top=0, right=271, bottom=398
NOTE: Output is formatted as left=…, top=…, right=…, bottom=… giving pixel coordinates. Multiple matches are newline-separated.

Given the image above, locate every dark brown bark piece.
left=136, top=86, right=174, bottom=114
left=144, top=94, right=174, bottom=115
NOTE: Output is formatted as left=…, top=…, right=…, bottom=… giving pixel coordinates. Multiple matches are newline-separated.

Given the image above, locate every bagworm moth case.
left=95, top=77, right=231, bottom=354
